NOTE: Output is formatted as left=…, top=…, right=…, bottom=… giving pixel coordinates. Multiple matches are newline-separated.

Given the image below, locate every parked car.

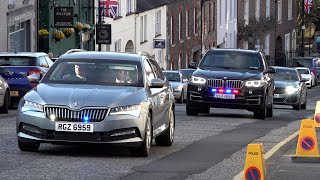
left=272, top=66, right=307, bottom=110
left=0, top=52, right=54, bottom=105
left=163, top=70, right=188, bottom=103
left=179, top=68, right=196, bottom=79
left=292, top=57, right=320, bottom=85
left=186, top=48, right=275, bottom=119
left=0, top=71, right=10, bottom=113
left=296, top=67, right=315, bottom=88
left=16, top=51, right=175, bottom=157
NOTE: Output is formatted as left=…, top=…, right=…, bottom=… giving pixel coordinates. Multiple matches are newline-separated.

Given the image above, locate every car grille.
left=206, top=79, right=224, bottom=88
left=44, top=106, right=109, bottom=122
left=225, top=80, right=243, bottom=89
left=206, top=79, right=243, bottom=89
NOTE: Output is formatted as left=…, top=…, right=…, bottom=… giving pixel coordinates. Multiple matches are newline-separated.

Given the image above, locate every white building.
left=217, top=0, right=237, bottom=48
left=97, top=0, right=168, bottom=69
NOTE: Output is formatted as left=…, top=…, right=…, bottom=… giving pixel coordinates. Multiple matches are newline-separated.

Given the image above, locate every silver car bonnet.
left=24, top=83, right=146, bottom=108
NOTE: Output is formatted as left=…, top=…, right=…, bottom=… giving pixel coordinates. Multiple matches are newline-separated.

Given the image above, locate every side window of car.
left=44, top=56, right=54, bottom=67
left=37, top=56, right=49, bottom=68
left=144, top=59, right=156, bottom=82
left=149, top=59, right=165, bottom=80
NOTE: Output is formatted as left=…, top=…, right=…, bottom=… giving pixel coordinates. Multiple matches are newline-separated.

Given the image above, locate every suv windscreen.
left=199, top=51, right=262, bottom=70
left=292, top=58, right=313, bottom=68
left=0, top=57, right=36, bottom=66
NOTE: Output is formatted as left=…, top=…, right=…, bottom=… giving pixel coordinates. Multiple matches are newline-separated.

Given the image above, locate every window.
left=178, top=54, right=182, bottom=69
left=277, top=0, right=282, bottom=23
left=255, top=0, right=260, bottom=20
left=155, top=10, right=161, bottom=36
left=186, top=54, right=189, bottom=68
left=264, top=34, right=270, bottom=55
left=179, top=13, right=182, bottom=40
left=144, top=15, right=147, bottom=41
left=114, top=39, right=121, bottom=52
left=244, top=0, right=249, bottom=25
left=140, top=15, right=147, bottom=42
left=186, top=10, right=189, bottom=37
left=140, top=16, right=144, bottom=42
left=126, top=0, right=134, bottom=14
left=209, top=3, right=212, bottom=31
left=158, top=49, right=163, bottom=63
left=170, top=16, right=174, bottom=44
left=266, top=0, right=270, bottom=18
left=194, top=7, right=198, bottom=34
left=219, top=0, right=222, bottom=26
left=225, top=0, right=227, bottom=23
left=292, top=30, right=296, bottom=51
left=288, top=0, right=293, bottom=20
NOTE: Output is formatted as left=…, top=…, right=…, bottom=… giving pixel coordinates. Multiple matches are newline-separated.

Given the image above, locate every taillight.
left=312, top=70, right=316, bottom=75
left=28, top=69, right=42, bottom=75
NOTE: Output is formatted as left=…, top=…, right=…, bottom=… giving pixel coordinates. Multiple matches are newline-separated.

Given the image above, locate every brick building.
left=167, top=0, right=202, bottom=70
left=202, top=0, right=217, bottom=52
left=238, top=0, right=297, bottom=66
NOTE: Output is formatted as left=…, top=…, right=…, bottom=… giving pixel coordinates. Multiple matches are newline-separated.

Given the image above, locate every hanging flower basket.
left=53, top=30, right=65, bottom=42
left=38, top=29, right=49, bottom=39
left=63, top=28, right=75, bottom=38
left=82, top=23, right=91, bottom=32
left=74, top=22, right=84, bottom=32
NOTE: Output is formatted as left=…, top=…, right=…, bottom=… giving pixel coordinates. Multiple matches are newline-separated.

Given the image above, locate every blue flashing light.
left=226, top=89, right=232, bottom=94
left=83, top=116, right=90, bottom=123
left=211, top=89, right=217, bottom=92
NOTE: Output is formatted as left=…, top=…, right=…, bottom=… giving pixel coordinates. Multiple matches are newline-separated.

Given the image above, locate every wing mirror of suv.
left=149, top=79, right=165, bottom=88
left=27, top=74, right=41, bottom=83
left=188, top=62, right=197, bottom=69
left=265, top=67, right=276, bottom=74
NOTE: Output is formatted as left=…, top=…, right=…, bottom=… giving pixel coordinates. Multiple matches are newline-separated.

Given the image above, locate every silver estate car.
left=16, top=52, right=175, bottom=157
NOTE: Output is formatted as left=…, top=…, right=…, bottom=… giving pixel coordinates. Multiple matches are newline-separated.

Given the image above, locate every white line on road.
left=233, top=129, right=300, bottom=180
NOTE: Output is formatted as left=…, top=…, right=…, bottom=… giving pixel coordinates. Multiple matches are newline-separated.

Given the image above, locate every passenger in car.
left=116, top=69, right=132, bottom=83
left=63, top=64, right=87, bottom=81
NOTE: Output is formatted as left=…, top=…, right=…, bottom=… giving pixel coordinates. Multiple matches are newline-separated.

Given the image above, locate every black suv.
left=186, top=49, right=275, bottom=119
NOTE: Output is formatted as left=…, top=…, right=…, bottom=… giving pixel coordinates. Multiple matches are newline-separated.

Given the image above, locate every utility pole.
left=98, top=0, right=102, bottom=51
left=302, top=0, right=305, bottom=57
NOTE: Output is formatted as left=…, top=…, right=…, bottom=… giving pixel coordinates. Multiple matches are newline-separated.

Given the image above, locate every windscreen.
left=164, top=72, right=181, bottom=82
left=292, top=58, right=313, bottom=68
left=274, top=69, right=299, bottom=81
left=42, top=59, right=143, bottom=87
left=199, top=51, right=262, bottom=70
left=0, top=57, right=36, bottom=66
left=297, top=69, right=310, bottom=75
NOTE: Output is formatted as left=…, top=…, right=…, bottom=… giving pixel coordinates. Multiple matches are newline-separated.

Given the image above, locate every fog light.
left=50, top=114, right=56, bottom=121
left=111, top=129, right=136, bottom=137
left=22, top=124, right=41, bottom=134
left=198, top=87, right=202, bottom=91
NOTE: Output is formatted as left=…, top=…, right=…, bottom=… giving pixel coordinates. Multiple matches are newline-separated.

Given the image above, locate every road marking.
left=233, top=130, right=300, bottom=180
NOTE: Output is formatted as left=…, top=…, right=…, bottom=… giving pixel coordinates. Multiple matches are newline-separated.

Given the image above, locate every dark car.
left=186, top=48, right=275, bottom=120
left=272, top=66, right=307, bottom=110
left=0, top=52, right=54, bottom=105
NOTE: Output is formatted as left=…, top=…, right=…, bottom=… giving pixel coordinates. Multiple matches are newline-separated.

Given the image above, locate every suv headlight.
left=190, top=76, right=206, bottom=84
left=245, top=80, right=264, bottom=87
left=110, top=105, right=141, bottom=118
left=286, top=86, right=300, bottom=94
left=21, top=100, right=44, bottom=112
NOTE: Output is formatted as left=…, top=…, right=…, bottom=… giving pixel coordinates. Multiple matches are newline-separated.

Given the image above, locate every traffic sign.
left=96, top=24, right=111, bottom=44
left=245, top=166, right=261, bottom=180
left=300, top=136, right=315, bottom=152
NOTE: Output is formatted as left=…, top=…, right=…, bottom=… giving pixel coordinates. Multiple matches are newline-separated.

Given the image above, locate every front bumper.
left=273, top=93, right=299, bottom=105
left=187, top=83, right=266, bottom=111
left=16, top=109, right=147, bottom=146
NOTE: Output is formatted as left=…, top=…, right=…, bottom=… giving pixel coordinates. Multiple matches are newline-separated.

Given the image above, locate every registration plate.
left=214, top=94, right=235, bottom=99
left=10, top=91, right=19, bottom=97
left=55, top=123, right=93, bottom=133
left=274, top=94, right=280, bottom=98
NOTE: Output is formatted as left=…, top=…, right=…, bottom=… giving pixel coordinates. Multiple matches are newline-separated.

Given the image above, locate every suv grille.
left=207, top=79, right=224, bottom=88
left=225, top=80, right=243, bottom=89
left=44, top=106, right=109, bottom=122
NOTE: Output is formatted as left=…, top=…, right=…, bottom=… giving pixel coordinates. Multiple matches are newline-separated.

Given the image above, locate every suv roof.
left=59, top=51, right=144, bottom=62
left=0, top=52, right=48, bottom=57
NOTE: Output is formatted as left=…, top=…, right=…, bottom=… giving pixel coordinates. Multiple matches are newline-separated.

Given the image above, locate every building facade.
left=202, top=0, right=217, bottom=53
left=217, top=0, right=237, bottom=48
left=238, top=0, right=297, bottom=66
left=102, top=0, right=168, bottom=69
left=167, top=0, right=202, bottom=70
left=0, top=0, right=36, bottom=52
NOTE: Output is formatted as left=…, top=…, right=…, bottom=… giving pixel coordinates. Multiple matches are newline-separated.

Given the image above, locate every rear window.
left=297, top=69, right=309, bottom=74
left=0, top=57, right=35, bottom=66
left=292, top=58, right=313, bottom=68
left=199, top=51, right=262, bottom=70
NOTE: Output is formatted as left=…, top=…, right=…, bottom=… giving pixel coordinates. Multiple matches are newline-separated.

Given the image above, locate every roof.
left=136, top=0, right=170, bottom=13
left=59, top=51, right=143, bottom=62
left=209, top=48, right=260, bottom=54
left=0, top=52, right=48, bottom=57
left=295, top=67, right=309, bottom=70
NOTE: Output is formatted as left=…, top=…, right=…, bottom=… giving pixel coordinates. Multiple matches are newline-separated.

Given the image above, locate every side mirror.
left=188, top=62, right=197, bottom=69
left=27, top=74, right=41, bottom=83
left=265, top=67, right=276, bottom=74
left=149, top=79, right=165, bottom=88
left=183, top=79, right=188, bottom=83
left=300, top=78, right=308, bottom=82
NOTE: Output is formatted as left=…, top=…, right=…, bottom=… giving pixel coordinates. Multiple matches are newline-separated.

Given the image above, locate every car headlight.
left=285, top=86, right=300, bottom=94
left=190, top=76, right=206, bottom=84
left=245, top=80, right=264, bottom=87
left=109, top=105, right=141, bottom=118
left=21, top=100, right=44, bottom=112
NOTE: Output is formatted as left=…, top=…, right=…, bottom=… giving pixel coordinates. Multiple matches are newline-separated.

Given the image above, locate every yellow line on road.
left=233, top=130, right=300, bottom=180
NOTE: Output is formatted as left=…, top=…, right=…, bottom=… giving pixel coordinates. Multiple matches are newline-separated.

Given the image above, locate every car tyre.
left=266, top=99, right=273, bottom=118
left=301, top=93, right=307, bottom=109
left=200, top=106, right=210, bottom=114
left=254, top=106, right=267, bottom=120
left=186, top=101, right=198, bottom=116
left=0, top=91, right=9, bottom=114
left=155, top=107, right=175, bottom=146
left=293, top=97, right=301, bottom=110
left=18, top=140, right=40, bottom=152
left=131, top=113, right=152, bottom=157
left=178, top=91, right=184, bottom=104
